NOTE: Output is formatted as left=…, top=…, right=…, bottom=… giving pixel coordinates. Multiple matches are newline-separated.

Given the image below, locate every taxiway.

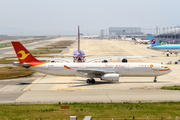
left=0, top=37, right=180, bottom=104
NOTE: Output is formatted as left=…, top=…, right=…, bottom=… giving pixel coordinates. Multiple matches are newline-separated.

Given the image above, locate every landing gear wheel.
left=167, top=54, right=169, bottom=57
left=86, top=79, right=91, bottom=83
left=154, top=77, right=157, bottom=82
left=91, top=79, right=95, bottom=84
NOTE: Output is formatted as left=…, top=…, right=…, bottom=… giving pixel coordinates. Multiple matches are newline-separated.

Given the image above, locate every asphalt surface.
left=1, top=37, right=180, bottom=104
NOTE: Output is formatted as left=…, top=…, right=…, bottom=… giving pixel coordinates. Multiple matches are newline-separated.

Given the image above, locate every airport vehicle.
left=147, top=34, right=180, bottom=56
left=11, top=41, right=171, bottom=83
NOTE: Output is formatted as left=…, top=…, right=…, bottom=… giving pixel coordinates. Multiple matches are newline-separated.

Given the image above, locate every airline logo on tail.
left=151, top=39, right=156, bottom=44
left=17, top=50, right=30, bottom=60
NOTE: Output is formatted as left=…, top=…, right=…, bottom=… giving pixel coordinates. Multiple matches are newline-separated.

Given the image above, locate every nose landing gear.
left=154, top=77, right=157, bottom=82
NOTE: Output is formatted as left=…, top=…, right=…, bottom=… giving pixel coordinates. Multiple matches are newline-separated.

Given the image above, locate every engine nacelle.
left=101, top=74, right=119, bottom=81
left=121, top=58, right=128, bottom=63
left=102, top=60, right=108, bottom=63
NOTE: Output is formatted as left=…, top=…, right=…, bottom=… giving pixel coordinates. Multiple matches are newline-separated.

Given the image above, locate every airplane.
left=147, top=34, right=180, bottom=56
left=16, top=26, right=150, bottom=63
left=80, top=34, right=100, bottom=39
left=135, top=38, right=150, bottom=44
left=11, top=41, right=171, bottom=83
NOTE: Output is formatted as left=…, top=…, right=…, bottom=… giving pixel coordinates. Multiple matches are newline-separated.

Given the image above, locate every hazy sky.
left=0, top=0, right=180, bottom=35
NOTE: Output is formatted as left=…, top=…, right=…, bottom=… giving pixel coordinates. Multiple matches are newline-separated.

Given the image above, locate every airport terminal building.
left=109, top=27, right=143, bottom=35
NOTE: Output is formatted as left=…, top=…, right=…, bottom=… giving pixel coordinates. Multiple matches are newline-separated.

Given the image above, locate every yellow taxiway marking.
left=55, top=89, right=88, bottom=91
left=71, top=77, right=76, bottom=90
left=76, top=89, right=88, bottom=90
left=55, top=89, right=66, bottom=91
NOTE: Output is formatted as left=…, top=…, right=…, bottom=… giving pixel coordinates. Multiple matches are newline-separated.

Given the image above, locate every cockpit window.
left=164, top=66, right=168, bottom=68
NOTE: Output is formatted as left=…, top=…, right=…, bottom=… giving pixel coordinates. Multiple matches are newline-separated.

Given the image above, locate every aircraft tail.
left=11, top=41, right=43, bottom=63
left=78, top=25, right=80, bottom=52
left=147, top=34, right=161, bottom=47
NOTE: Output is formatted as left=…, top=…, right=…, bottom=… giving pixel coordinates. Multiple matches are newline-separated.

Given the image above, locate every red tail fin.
left=11, top=41, right=42, bottom=63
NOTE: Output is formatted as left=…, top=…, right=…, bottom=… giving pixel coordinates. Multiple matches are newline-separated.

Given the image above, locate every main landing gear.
left=154, top=77, right=157, bottom=82
left=86, top=79, right=95, bottom=84
left=166, top=50, right=169, bottom=57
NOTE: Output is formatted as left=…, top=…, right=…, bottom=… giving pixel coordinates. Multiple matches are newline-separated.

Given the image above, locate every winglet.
left=147, top=34, right=161, bottom=47
left=11, top=41, right=43, bottom=63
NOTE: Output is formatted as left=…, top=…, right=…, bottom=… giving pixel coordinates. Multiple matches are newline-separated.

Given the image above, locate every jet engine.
left=101, top=73, right=119, bottom=81
left=121, top=58, right=128, bottom=63
left=102, top=60, right=108, bottom=63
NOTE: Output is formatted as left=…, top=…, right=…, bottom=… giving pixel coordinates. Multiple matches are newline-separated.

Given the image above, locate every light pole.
left=167, top=27, right=168, bottom=39
left=106, top=29, right=107, bottom=39
left=171, top=27, right=172, bottom=39
left=159, top=28, right=160, bottom=39
left=174, top=27, right=176, bottom=39
left=163, top=28, right=165, bottom=39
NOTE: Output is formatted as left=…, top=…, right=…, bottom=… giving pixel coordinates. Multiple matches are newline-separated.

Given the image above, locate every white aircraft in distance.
left=11, top=41, right=171, bottom=83
left=80, top=34, right=100, bottom=39
left=135, top=38, right=150, bottom=44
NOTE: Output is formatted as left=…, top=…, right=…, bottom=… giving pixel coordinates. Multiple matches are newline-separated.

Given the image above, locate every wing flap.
left=77, top=69, right=115, bottom=74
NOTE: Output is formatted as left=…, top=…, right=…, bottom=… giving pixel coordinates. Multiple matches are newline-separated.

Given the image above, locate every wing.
left=77, top=69, right=115, bottom=75
left=34, top=54, right=74, bottom=57
left=85, top=56, right=151, bottom=63
left=6, top=58, right=73, bottom=63
left=36, top=57, right=73, bottom=62
left=83, top=53, right=107, bottom=57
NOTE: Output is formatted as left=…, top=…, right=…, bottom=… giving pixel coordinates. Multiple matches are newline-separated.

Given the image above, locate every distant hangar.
left=109, top=27, right=143, bottom=35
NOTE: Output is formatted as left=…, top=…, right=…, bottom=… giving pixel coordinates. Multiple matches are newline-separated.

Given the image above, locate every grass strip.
left=35, top=40, right=74, bottom=50
left=29, top=49, right=62, bottom=54
left=0, top=40, right=33, bottom=48
left=0, top=66, right=34, bottom=80
left=161, top=85, right=180, bottom=90
left=0, top=102, right=180, bottom=119
left=0, top=57, right=18, bottom=64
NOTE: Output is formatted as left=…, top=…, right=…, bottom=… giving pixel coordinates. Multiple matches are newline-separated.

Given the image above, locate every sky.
left=0, top=0, right=180, bottom=36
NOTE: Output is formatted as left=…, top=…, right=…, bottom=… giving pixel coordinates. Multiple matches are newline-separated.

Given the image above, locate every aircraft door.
left=41, top=64, right=47, bottom=70
left=79, top=64, right=85, bottom=69
left=125, top=64, right=130, bottom=71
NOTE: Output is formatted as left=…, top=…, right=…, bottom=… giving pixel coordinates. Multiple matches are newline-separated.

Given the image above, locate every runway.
left=0, top=37, right=180, bottom=104
left=0, top=37, right=75, bottom=58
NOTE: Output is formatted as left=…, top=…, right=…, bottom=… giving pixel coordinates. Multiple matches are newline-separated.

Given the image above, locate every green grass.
left=0, top=57, right=18, bottom=64
left=0, top=102, right=180, bottom=119
left=0, top=66, right=34, bottom=80
left=161, top=85, right=180, bottom=90
left=35, top=46, right=67, bottom=49
left=0, top=40, right=33, bottom=48
left=29, top=49, right=62, bottom=54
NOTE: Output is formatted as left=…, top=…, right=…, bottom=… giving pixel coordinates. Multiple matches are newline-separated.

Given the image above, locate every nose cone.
left=168, top=69, right=172, bottom=73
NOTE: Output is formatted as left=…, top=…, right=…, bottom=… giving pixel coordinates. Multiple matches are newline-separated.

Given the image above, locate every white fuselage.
left=29, top=62, right=171, bottom=78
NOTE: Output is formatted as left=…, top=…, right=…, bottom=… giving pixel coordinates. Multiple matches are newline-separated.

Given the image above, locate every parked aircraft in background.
left=135, top=38, right=150, bottom=44
left=11, top=41, right=171, bottom=83
left=147, top=34, right=180, bottom=56
left=80, top=34, right=100, bottom=39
